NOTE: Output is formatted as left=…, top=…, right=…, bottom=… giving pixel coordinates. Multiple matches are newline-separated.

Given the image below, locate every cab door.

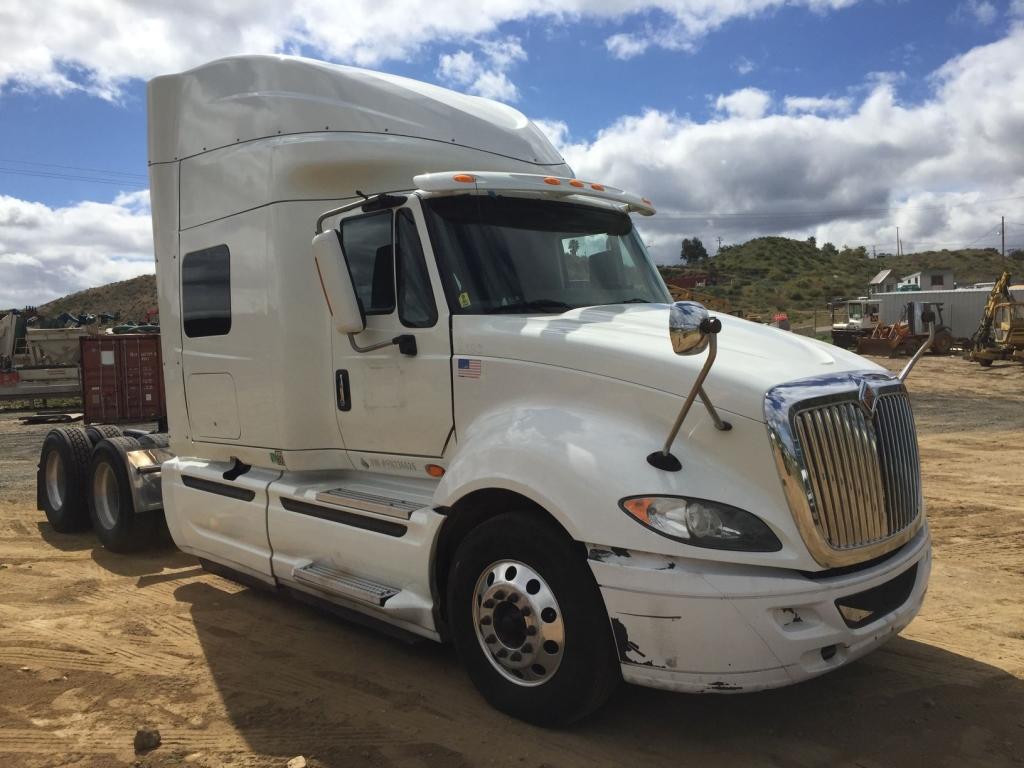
left=330, top=198, right=453, bottom=458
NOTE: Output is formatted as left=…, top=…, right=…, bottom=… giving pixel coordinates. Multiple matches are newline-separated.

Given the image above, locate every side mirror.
left=312, top=230, right=365, bottom=334
left=650, top=301, right=730, bottom=471
left=669, top=301, right=719, bottom=355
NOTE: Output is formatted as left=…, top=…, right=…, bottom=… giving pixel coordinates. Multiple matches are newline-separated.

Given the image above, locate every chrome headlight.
left=618, top=495, right=781, bottom=552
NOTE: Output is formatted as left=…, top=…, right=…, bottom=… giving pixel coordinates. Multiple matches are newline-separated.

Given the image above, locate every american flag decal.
left=457, top=358, right=482, bottom=378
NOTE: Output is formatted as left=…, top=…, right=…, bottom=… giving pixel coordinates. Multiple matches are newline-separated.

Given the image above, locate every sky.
left=1, top=0, right=1023, bottom=307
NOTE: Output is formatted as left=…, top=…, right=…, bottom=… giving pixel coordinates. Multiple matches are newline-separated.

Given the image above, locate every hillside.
left=659, top=238, right=1018, bottom=313
left=37, top=274, right=157, bottom=323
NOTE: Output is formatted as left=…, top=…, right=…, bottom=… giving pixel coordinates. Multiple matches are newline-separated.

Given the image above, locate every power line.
left=0, top=157, right=147, bottom=181
left=654, top=194, right=1024, bottom=221
left=0, top=168, right=147, bottom=188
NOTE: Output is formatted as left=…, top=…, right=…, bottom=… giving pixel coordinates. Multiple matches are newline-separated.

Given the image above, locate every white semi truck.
left=37, top=55, right=932, bottom=725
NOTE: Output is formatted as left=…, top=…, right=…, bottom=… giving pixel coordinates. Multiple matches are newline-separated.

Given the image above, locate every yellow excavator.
left=968, top=271, right=1024, bottom=366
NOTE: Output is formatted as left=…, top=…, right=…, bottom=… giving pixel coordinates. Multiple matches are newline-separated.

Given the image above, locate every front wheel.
left=447, top=513, right=620, bottom=726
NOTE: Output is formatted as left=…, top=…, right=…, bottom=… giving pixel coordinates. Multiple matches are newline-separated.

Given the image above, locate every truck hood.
left=453, top=305, right=883, bottom=422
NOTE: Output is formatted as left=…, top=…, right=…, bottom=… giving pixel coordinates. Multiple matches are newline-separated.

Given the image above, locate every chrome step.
left=315, top=487, right=423, bottom=520
left=292, top=562, right=400, bottom=606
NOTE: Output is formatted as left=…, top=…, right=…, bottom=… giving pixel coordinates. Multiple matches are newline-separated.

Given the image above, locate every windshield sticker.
left=457, top=358, right=482, bottom=378
left=458, top=291, right=471, bottom=309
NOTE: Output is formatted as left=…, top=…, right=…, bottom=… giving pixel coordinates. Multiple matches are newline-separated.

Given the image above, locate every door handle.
left=336, top=370, right=351, bottom=411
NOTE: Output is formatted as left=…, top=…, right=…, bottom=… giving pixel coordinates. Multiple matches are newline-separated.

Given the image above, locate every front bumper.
left=589, top=526, right=931, bottom=694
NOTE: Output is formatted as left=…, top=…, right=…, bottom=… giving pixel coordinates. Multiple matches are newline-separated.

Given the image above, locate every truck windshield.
left=421, top=194, right=670, bottom=314
left=848, top=303, right=863, bottom=320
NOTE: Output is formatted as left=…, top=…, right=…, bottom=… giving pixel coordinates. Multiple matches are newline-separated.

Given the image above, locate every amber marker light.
left=543, top=177, right=562, bottom=185
left=452, top=174, right=475, bottom=183
left=622, top=497, right=652, bottom=524
left=426, top=464, right=446, bottom=478
left=642, top=197, right=652, bottom=205
left=569, top=179, right=584, bottom=188
left=590, top=182, right=605, bottom=191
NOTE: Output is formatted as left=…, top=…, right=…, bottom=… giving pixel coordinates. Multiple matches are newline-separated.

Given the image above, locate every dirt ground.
left=1, top=355, right=1022, bottom=768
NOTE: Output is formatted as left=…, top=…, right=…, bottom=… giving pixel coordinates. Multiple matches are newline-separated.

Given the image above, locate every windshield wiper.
left=486, top=299, right=574, bottom=314
left=612, top=298, right=652, bottom=304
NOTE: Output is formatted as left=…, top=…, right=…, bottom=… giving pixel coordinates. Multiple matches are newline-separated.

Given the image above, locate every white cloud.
left=605, top=32, right=651, bottom=59
left=734, top=56, right=756, bottom=75
left=953, top=0, right=998, bottom=25
left=555, top=28, right=1024, bottom=262
left=715, top=88, right=772, bottom=119
left=533, top=118, right=572, bottom=148
left=0, top=1, right=863, bottom=99
left=602, top=0, right=860, bottom=59
left=783, top=95, right=853, bottom=115
left=436, top=36, right=527, bottom=102
left=0, top=193, right=153, bottom=308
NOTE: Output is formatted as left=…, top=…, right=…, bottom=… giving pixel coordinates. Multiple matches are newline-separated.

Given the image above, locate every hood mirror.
left=670, top=301, right=713, bottom=355
left=649, top=301, right=731, bottom=472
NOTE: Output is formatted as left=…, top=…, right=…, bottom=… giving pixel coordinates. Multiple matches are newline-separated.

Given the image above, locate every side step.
left=293, top=562, right=400, bottom=607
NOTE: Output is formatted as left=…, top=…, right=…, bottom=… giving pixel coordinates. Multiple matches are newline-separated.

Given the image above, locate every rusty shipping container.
left=80, top=335, right=166, bottom=425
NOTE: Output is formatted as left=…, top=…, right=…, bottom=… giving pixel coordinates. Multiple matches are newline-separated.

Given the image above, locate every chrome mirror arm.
left=648, top=316, right=728, bottom=472
left=697, top=387, right=732, bottom=432
left=898, top=320, right=935, bottom=382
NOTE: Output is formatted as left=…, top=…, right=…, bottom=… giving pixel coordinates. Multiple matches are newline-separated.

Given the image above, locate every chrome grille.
left=792, top=391, right=921, bottom=551
left=765, top=372, right=924, bottom=567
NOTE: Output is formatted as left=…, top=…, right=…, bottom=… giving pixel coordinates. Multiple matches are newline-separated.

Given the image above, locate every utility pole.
left=872, top=245, right=876, bottom=259
left=1002, top=215, right=1006, bottom=264
left=896, top=227, right=900, bottom=258
left=716, top=235, right=722, bottom=254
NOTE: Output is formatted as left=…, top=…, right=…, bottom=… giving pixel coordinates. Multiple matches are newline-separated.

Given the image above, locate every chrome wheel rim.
left=93, top=461, right=120, bottom=530
left=472, top=560, right=565, bottom=687
left=44, top=450, right=66, bottom=509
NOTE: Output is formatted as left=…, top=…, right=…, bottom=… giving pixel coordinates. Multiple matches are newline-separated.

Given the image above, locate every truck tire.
left=37, top=427, right=93, bottom=532
left=87, top=436, right=160, bottom=553
left=136, top=432, right=170, bottom=450
left=447, top=513, right=620, bottom=726
left=85, top=424, right=123, bottom=446
left=979, top=359, right=993, bottom=367
left=930, top=331, right=953, bottom=356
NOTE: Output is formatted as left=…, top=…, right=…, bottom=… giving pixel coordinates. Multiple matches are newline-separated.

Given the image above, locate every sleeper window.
left=182, top=244, right=231, bottom=337
left=340, top=211, right=394, bottom=315
left=396, top=209, right=438, bottom=327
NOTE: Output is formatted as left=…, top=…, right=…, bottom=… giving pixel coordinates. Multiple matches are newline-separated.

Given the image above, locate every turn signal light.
left=453, top=174, right=475, bottom=183
left=543, top=177, right=562, bottom=185
left=590, top=183, right=605, bottom=191
left=569, top=179, right=584, bottom=188
left=426, top=464, right=446, bottom=478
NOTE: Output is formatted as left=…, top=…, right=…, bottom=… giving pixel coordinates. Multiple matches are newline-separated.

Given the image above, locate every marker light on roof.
left=411, top=171, right=656, bottom=216
left=642, top=197, right=652, bottom=205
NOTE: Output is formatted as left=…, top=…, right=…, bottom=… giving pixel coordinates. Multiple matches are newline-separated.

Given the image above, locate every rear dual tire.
left=38, top=427, right=93, bottom=532
left=87, top=436, right=161, bottom=553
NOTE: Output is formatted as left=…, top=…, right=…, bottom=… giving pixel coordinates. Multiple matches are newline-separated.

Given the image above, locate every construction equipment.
left=968, top=272, right=1024, bottom=366
left=857, top=301, right=954, bottom=357
left=666, top=285, right=733, bottom=314
left=831, top=296, right=880, bottom=348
